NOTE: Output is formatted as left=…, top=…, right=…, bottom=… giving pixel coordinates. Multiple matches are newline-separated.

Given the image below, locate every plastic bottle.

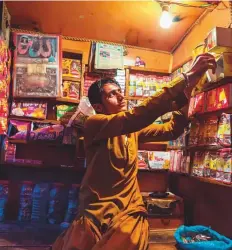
left=0, top=180, right=9, bottom=222
left=18, top=181, right=33, bottom=222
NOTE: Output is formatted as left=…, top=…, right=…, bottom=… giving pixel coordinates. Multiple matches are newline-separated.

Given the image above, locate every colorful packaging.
left=203, top=116, right=218, bottom=145
left=29, top=123, right=64, bottom=142
left=205, top=88, right=218, bottom=112
left=148, top=151, right=170, bottom=169
left=62, top=127, right=78, bottom=145
left=56, top=105, right=76, bottom=124
left=192, top=151, right=204, bottom=177
left=61, top=81, right=80, bottom=100
left=203, top=152, right=211, bottom=178
left=138, top=151, right=149, bottom=169
left=193, top=93, right=205, bottom=114
left=8, top=120, right=31, bottom=141
left=188, top=120, right=200, bottom=146
left=216, top=83, right=232, bottom=110
left=188, top=96, right=195, bottom=117
left=11, top=101, right=47, bottom=119
left=209, top=152, right=219, bottom=179
left=180, top=155, right=190, bottom=174
left=217, top=113, right=232, bottom=147
left=206, top=27, right=232, bottom=53
left=62, top=59, right=81, bottom=79
left=220, top=149, right=232, bottom=184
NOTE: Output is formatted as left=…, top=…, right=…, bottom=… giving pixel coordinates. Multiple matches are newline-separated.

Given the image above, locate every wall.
left=172, top=3, right=231, bottom=70
left=62, top=39, right=172, bottom=73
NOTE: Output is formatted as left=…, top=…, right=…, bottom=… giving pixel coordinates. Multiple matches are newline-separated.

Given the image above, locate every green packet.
left=56, top=105, right=77, bottom=124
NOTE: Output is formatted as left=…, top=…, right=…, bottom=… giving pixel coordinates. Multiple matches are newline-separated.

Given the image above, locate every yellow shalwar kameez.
left=53, top=76, right=189, bottom=250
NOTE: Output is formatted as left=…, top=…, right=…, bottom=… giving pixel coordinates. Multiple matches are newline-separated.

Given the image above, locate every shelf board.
left=62, top=76, right=81, bottom=82
left=55, top=97, right=79, bottom=104
left=8, top=116, right=61, bottom=125
left=186, top=145, right=225, bottom=151
left=191, top=175, right=232, bottom=188
left=12, top=96, right=79, bottom=104
left=124, top=66, right=169, bottom=74
left=190, top=107, right=232, bottom=120
left=170, top=172, right=232, bottom=188
left=138, top=168, right=168, bottom=173
left=2, top=162, right=86, bottom=171
left=139, top=142, right=167, bottom=151
left=7, top=139, right=76, bottom=147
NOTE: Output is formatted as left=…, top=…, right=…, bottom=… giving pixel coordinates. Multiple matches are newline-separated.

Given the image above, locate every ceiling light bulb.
left=160, top=6, right=172, bottom=29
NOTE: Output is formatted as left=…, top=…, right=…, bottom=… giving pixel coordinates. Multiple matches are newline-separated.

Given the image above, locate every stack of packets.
left=188, top=113, right=232, bottom=147
left=4, top=139, right=42, bottom=165
left=188, top=83, right=232, bottom=117
left=138, top=151, right=170, bottom=170
left=192, top=149, right=232, bottom=184
left=62, top=59, right=81, bottom=100
left=7, top=119, right=64, bottom=144
left=169, top=150, right=190, bottom=174
left=11, top=101, right=47, bottom=119
left=129, top=74, right=171, bottom=97
left=0, top=37, right=11, bottom=134
left=167, top=131, right=187, bottom=149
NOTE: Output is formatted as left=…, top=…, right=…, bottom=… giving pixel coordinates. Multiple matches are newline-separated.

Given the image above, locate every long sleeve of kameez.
left=84, top=75, right=188, bottom=144
left=137, top=110, right=188, bottom=143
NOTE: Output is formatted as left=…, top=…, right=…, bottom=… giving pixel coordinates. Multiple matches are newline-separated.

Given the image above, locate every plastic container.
left=0, top=180, right=9, bottom=222
left=18, top=181, right=33, bottom=222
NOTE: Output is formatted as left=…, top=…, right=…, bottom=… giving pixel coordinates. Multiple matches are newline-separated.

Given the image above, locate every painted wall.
left=172, top=3, right=231, bottom=70
left=62, top=39, right=172, bottom=73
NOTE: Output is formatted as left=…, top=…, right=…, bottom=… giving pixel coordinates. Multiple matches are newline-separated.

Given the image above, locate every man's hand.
left=184, top=53, right=217, bottom=96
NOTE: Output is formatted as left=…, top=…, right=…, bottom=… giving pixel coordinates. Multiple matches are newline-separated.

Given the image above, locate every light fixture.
left=160, top=5, right=172, bottom=29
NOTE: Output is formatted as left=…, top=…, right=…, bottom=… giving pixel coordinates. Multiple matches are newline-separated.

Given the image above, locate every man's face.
left=100, top=83, right=127, bottom=114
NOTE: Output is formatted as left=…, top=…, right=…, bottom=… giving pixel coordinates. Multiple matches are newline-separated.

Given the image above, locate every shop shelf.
left=8, top=116, right=61, bottom=125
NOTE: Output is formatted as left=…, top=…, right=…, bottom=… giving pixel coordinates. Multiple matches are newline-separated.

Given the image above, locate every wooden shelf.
left=138, top=168, right=168, bottom=173
left=2, top=162, right=86, bottom=172
left=191, top=175, right=232, bottom=188
left=124, top=66, right=169, bottom=74
left=139, top=142, right=167, bottom=151
left=12, top=96, right=79, bottom=104
left=186, top=145, right=225, bottom=151
left=62, top=76, right=81, bottom=82
left=8, top=116, right=61, bottom=125
left=8, top=139, right=76, bottom=147
left=55, top=97, right=79, bottom=104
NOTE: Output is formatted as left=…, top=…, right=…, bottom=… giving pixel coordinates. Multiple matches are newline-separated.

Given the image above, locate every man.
left=53, top=53, right=216, bottom=250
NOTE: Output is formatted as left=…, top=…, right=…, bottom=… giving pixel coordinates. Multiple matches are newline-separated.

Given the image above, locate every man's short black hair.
left=88, top=78, right=121, bottom=105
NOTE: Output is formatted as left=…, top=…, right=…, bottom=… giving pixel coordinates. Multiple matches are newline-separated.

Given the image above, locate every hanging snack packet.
left=220, top=148, right=232, bottom=184
left=203, top=116, right=219, bottom=145
left=66, top=96, right=96, bottom=129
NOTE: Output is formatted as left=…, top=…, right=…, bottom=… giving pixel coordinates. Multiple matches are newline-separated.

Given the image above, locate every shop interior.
left=0, top=1, right=231, bottom=249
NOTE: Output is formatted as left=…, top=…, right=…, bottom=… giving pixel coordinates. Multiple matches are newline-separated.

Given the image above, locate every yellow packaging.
left=206, top=27, right=232, bottom=53
left=62, top=59, right=81, bottom=79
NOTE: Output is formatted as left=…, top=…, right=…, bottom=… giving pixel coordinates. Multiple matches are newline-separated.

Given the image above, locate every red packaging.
left=193, top=93, right=205, bottom=114
left=138, top=151, right=149, bottom=169
left=206, top=88, right=217, bottom=112
left=203, top=116, right=219, bottom=145
left=188, top=96, right=195, bottom=117
left=216, top=83, right=232, bottom=110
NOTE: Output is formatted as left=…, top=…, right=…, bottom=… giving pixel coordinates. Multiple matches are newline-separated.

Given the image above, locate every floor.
left=0, top=222, right=178, bottom=250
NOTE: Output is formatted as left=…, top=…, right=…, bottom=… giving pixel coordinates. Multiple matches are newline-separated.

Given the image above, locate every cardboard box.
left=206, top=53, right=232, bottom=82
left=206, top=27, right=232, bottom=53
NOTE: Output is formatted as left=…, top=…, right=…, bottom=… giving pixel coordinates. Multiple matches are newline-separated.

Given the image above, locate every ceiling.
left=6, top=1, right=217, bottom=52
